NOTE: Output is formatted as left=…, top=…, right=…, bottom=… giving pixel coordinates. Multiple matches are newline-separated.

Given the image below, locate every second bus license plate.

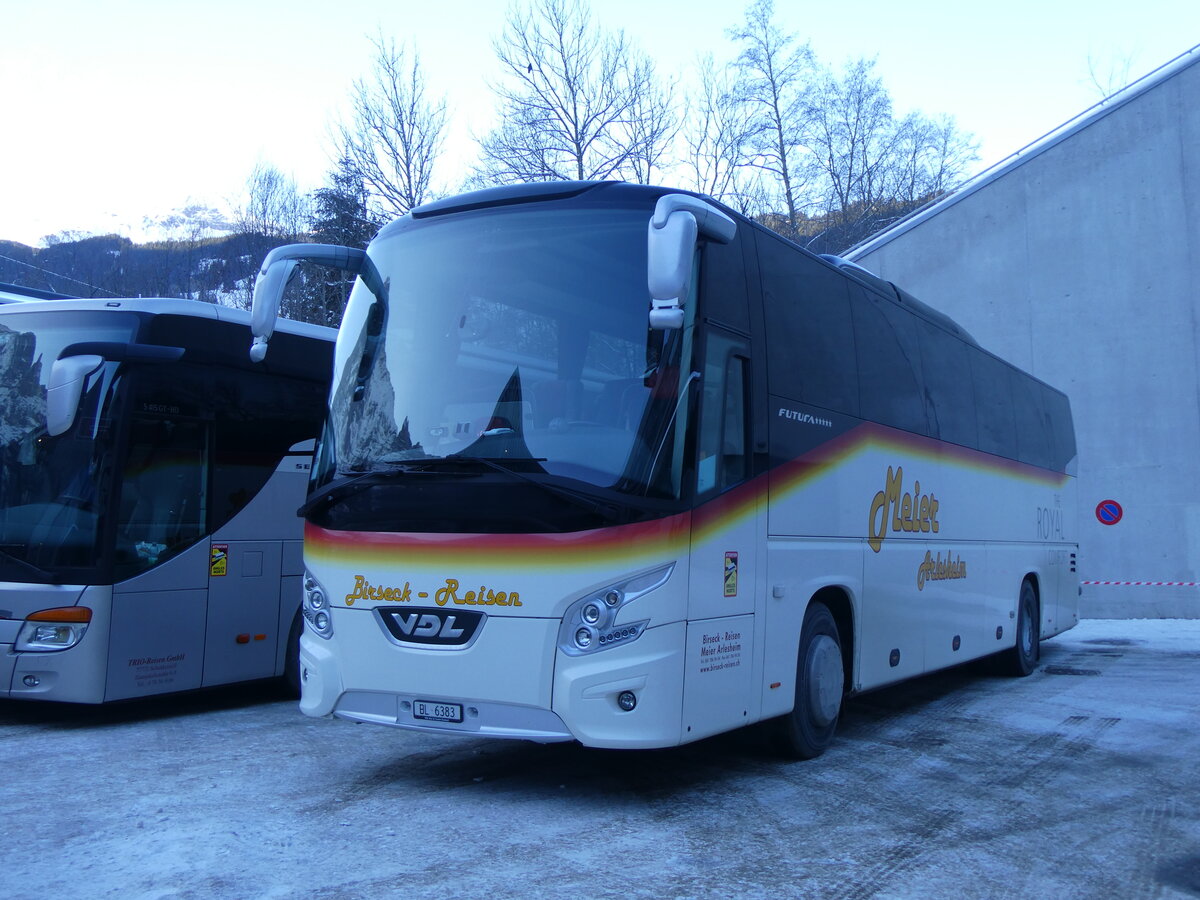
left=413, top=700, right=464, bottom=723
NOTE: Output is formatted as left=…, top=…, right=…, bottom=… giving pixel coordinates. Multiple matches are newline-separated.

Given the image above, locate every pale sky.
left=1, top=0, right=1198, bottom=247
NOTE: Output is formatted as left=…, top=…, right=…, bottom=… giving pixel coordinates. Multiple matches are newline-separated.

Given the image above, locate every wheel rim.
left=1020, top=597, right=1034, bottom=658
left=806, top=634, right=843, bottom=727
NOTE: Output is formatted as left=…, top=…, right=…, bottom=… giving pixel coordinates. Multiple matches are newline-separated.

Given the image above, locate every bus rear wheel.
left=771, top=601, right=843, bottom=760
left=1000, top=579, right=1040, bottom=677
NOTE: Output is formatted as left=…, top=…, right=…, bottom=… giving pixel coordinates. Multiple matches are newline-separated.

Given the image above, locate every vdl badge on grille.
left=376, top=607, right=485, bottom=649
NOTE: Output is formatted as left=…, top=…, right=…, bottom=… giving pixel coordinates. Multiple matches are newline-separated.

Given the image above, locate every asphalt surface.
left=1, top=619, right=1198, bottom=900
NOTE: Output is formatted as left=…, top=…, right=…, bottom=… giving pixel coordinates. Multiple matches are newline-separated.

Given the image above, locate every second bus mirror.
left=46, top=355, right=104, bottom=437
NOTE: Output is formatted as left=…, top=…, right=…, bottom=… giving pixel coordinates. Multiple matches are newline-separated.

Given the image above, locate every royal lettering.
left=868, top=465, right=939, bottom=553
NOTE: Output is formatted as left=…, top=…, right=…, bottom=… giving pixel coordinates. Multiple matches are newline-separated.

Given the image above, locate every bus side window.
left=757, top=232, right=859, bottom=417
left=915, top=318, right=978, bottom=449
left=697, top=331, right=750, bottom=496
left=848, top=284, right=931, bottom=437
left=115, top=417, right=208, bottom=574
left=971, top=352, right=1018, bottom=460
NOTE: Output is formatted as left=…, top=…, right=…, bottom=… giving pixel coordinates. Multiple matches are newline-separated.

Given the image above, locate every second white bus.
left=251, top=181, right=1077, bottom=757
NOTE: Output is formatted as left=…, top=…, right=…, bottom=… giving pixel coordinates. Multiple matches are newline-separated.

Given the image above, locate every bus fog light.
left=617, top=691, right=637, bottom=712
left=23, top=675, right=40, bottom=687
left=574, top=628, right=593, bottom=649
left=314, top=611, right=330, bottom=632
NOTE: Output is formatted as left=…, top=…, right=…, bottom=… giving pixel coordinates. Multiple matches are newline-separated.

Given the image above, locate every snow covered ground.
left=1, top=619, right=1198, bottom=899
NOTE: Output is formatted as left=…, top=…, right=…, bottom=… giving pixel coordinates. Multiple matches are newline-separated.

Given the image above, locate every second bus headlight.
left=557, top=564, right=674, bottom=657
left=303, top=571, right=334, bottom=639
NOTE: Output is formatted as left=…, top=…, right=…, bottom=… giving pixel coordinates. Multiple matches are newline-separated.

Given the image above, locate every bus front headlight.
left=303, top=571, right=334, bottom=639
left=557, top=564, right=674, bottom=657
left=15, top=607, right=92, bottom=652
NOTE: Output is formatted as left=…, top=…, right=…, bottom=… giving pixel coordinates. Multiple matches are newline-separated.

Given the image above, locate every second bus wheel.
left=1000, top=579, right=1040, bottom=677
left=771, top=601, right=844, bottom=759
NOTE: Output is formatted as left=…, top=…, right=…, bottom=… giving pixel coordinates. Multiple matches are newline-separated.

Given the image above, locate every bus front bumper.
left=298, top=613, right=686, bottom=748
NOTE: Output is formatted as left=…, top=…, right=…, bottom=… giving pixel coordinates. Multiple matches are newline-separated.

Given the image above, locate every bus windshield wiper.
left=297, top=460, right=484, bottom=517
left=445, top=455, right=629, bottom=523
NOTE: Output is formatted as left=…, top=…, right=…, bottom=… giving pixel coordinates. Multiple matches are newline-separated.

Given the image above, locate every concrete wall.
left=851, top=53, right=1200, bottom=618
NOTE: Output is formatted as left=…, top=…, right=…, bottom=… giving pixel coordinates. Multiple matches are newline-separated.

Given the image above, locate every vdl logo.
left=376, top=607, right=485, bottom=649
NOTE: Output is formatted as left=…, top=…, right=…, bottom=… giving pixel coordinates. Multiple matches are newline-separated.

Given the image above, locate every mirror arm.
left=250, top=244, right=371, bottom=361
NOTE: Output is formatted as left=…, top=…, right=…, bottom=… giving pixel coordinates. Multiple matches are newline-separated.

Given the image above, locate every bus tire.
left=283, top=609, right=304, bottom=696
left=1001, top=579, right=1040, bottom=677
left=771, top=601, right=843, bottom=760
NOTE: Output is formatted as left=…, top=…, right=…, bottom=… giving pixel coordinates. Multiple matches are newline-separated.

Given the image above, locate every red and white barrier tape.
left=1082, top=580, right=1200, bottom=587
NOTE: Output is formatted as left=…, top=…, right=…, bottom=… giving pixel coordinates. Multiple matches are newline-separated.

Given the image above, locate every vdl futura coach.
left=250, top=181, right=1077, bottom=758
left=0, top=297, right=334, bottom=703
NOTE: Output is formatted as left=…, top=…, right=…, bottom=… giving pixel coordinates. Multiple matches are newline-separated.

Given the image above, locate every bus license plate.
left=413, top=700, right=463, bottom=723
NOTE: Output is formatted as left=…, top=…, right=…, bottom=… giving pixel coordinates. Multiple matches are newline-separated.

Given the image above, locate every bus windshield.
left=326, top=204, right=692, bottom=501
left=0, top=311, right=135, bottom=582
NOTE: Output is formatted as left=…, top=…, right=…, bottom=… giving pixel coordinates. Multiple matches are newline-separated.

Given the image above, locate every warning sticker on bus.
left=210, top=544, right=228, bottom=577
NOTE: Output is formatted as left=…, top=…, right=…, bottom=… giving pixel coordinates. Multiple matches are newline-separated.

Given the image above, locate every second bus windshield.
left=327, top=204, right=692, bottom=499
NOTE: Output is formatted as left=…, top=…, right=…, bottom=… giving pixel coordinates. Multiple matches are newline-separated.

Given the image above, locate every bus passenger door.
left=682, top=328, right=760, bottom=741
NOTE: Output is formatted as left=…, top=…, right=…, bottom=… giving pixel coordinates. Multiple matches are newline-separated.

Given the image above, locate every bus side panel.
left=106, top=540, right=209, bottom=700
left=681, top=614, right=754, bottom=741
left=106, top=590, right=207, bottom=700
left=761, top=540, right=861, bottom=718
left=202, top=540, right=283, bottom=687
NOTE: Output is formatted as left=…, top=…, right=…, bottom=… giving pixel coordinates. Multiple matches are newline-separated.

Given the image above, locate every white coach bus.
left=0, top=297, right=333, bottom=703
left=250, top=181, right=1077, bottom=757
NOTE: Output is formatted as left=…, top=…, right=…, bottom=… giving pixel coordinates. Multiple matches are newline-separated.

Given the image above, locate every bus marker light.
left=236, top=634, right=250, bottom=644
left=27, top=607, right=92, bottom=623
left=254, top=634, right=266, bottom=641
left=770, top=682, right=782, bottom=690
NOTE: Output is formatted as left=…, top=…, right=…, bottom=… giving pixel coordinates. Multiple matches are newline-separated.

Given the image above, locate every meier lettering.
left=868, top=465, right=939, bottom=553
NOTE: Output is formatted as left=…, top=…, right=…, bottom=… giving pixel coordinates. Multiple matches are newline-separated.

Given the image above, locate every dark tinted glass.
left=849, top=284, right=929, bottom=435
left=915, top=318, right=977, bottom=448
left=971, top=352, right=1018, bottom=458
left=758, top=233, right=859, bottom=416
left=1012, top=374, right=1054, bottom=469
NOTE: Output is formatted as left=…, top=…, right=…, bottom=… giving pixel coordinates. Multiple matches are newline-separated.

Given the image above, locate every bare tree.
left=475, top=0, right=655, bottom=184
left=728, top=0, right=814, bottom=235
left=802, top=58, right=899, bottom=229
left=680, top=54, right=761, bottom=213
left=338, top=35, right=447, bottom=218
left=889, top=112, right=978, bottom=205
left=799, top=58, right=978, bottom=250
left=616, top=50, right=678, bottom=185
left=1086, top=50, right=1136, bottom=100
left=236, top=162, right=308, bottom=241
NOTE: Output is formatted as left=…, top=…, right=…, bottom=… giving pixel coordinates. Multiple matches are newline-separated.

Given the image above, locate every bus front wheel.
left=1001, top=580, right=1040, bottom=677
left=771, top=601, right=843, bottom=760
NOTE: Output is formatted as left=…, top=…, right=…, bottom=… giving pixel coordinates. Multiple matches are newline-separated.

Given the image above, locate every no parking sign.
left=1095, top=499, right=1123, bottom=525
